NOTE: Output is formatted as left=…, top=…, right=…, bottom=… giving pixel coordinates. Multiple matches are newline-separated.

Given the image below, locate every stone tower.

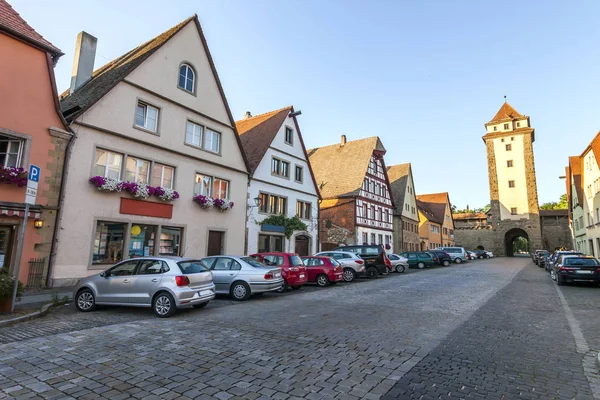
left=483, top=102, right=543, bottom=255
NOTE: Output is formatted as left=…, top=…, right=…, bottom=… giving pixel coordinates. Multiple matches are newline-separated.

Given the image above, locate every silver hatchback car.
left=74, top=256, right=216, bottom=318
left=200, top=256, right=284, bottom=301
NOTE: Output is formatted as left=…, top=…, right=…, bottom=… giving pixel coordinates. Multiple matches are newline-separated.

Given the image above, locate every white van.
left=436, top=247, right=468, bottom=263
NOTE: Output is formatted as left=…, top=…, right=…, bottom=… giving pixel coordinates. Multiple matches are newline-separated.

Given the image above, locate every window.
left=511, top=137, right=514, bottom=141
left=194, top=174, right=212, bottom=196
left=284, top=127, right=293, bottom=145
left=185, top=121, right=203, bottom=147
left=94, top=149, right=123, bottom=179
left=517, top=122, right=521, bottom=127
left=295, top=165, right=303, bottom=182
left=362, top=232, right=368, bottom=244
left=378, top=234, right=383, bottom=245
left=0, top=136, right=22, bottom=167
left=129, top=224, right=156, bottom=257
left=178, top=63, right=195, bottom=93
left=213, top=179, right=229, bottom=200
left=203, top=128, right=220, bottom=153
left=369, top=181, right=375, bottom=193
left=92, top=221, right=126, bottom=264
left=296, top=201, right=311, bottom=219
left=271, top=158, right=289, bottom=178
left=125, top=156, right=150, bottom=184
left=411, top=206, right=415, bottom=214
left=159, top=227, right=182, bottom=255
left=385, top=235, right=390, bottom=246
left=138, top=260, right=167, bottom=275
left=266, top=194, right=287, bottom=215
left=259, top=193, right=269, bottom=213
left=508, top=180, right=515, bottom=188
left=258, top=234, right=283, bottom=252
left=152, top=163, right=174, bottom=189
left=135, top=101, right=158, bottom=132
left=107, top=261, right=139, bottom=277
left=371, top=233, right=376, bottom=244
left=405, top=204, right=410, bottom=211
left=505, top=144, right=512, bottom=151
left=493, top=126, right=497, bottom=131
left=511, top=207, right=517, bottom=215
left=504, top=123, right=509, bottom=130
left=271, top=158, right=280, bottom=175
left=507, top=160, right=513, bottom=168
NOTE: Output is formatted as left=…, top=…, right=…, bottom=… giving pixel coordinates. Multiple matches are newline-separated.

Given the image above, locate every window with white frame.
left=213, top=178, right=229, bottom=200
left=362, top=232, right=368, bottom=244
left=152, top=163, right=174, bottom=189
left=0, top=136, right=22, bottom=167
left=370, top=233, right=376, bottom=244
left=185, top=121, right=203, bottom=147
left=204, top=128, right=220, bottom=153
left=135, top=101, right=158, bottom=132
left=296, top=201, right=311, bottom=219
left=271, top=157, right=289, bottom=178
left=125, top=156, right=150, bottom=184
left=178, top=63, right=195, bottom=93
left=94, top=149, right=123, bottom=179
left=194, top=174, right=212, bottom=196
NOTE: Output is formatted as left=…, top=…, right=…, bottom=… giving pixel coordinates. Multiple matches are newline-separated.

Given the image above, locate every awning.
left=0, top=208, right=41, bottom=219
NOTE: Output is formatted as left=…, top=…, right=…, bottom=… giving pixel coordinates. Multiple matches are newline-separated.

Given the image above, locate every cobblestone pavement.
left=0, top=258, right=580, bottom=400
left=383, top=259, right=600, bottom=400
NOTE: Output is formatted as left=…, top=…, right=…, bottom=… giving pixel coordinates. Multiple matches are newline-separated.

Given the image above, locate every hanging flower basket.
left=0, top=166, right=28, bottom=187
left=88, top=176, right=179, bottom=203
left=385, top=244, right=391, bottom=250
left=193, top=194, right=214, bottom=209
left=214, top=198, right=235, bottom=211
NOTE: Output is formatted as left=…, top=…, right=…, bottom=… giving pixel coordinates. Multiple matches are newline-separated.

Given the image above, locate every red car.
left=301, top=256, right=344, bottom=287
left=250, top=252, right=308, bottom=291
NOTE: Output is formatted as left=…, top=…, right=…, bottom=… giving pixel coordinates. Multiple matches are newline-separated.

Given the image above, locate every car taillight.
left=175, top=276, right=190, bottom=286
left=355, top=260, right=364, bottom=264
left=559, top=267, right=573, bottom=272
left=384, top=256, right=391, bottom=266
left=264, top=273, right=274, bottom=279
left=289, top=267, right=299, bottom=272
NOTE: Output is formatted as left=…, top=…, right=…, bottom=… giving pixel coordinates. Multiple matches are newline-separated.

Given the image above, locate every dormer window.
left=504, top=123, right=509, bottom=130
left=178, top=63, right=195, bottom=93
left=516, top=122, right=521, bottom=127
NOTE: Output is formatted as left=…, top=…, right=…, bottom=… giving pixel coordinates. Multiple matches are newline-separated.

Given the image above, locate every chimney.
left=69, top=31, right=97, bottom=94
left=244, top=111, right=252, bottom=119
left=340, top=134, right=347, bottom=146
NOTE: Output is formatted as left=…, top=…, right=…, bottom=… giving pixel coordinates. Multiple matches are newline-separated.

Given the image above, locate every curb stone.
left=0, top=302, right=55, bottom=327
left=597, top=351, right=600, bottom=369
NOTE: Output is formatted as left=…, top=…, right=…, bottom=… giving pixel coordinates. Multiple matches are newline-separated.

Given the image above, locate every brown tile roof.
left=308, top=136, right=386, bottom=200
left=0, top=0, right=62, bottom=57
left=453, top=213, right=486, bottom=220
left=235, top=107, right=292, bottom=173
left=416, top=192, right=452, bottom=226
left=568, top=156, right=583, bottom=208
left=417, top=200, right=441, bottom=225
left=487, top=101, right=525, bottom=124
left=590, top=131, right=600, bottom=164
left=539, top=209, right=568, bottom=217
left=387, top=163, right=411, bottom=216
left=58, top=15, right=250, bottom=173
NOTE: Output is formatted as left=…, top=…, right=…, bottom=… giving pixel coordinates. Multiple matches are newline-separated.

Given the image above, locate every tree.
left=540, top=194, right=568, bottom=210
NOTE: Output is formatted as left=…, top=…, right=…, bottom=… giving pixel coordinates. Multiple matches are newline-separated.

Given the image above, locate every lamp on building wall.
left=247, top=196, right=263, bottom=209
left=34, top=220, right=43, bottom=229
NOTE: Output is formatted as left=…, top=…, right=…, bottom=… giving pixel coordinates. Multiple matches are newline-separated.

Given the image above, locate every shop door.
left=207, top=231, right=224, bottom=256
left=0, top=226, right=13, bottom=271
left=294, top=235, right=310, bottom=256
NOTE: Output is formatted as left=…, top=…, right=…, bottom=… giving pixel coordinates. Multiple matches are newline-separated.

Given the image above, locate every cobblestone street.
left=0, top=258, right=598, bottom=399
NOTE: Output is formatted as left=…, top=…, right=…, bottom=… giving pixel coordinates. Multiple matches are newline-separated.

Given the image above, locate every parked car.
left=301, top=256, right=344, bottom=286
left=436, top=247, right=468, bottom=264
left=250, top=252, right=308, bottom=291
left=201, top=256, right=284, bottom=300
left=429, top=250, right=452, bottom=267
left=547, top=251, right=583, bottom=272
left=332, top=245, right=391, bottom=278
left=551, top=255, right=600, bottom=285
left=468, top=251, right=478, bottom=260
left=387, top=253, right=409, bottom=273
left=399, top=252, right=435, bottom=269
left=533, top=250, right=550, bottom=265
left=74, top=257, right=216, bottom=317
left=532, top=249, right=543, bottom=263
left=485, top=251, right=494, bottom=258
left=314, top=250, right=366, bottom=282
left=538, top=254, right=551, bottom=269
left=473, top=250, right=488, bottom=259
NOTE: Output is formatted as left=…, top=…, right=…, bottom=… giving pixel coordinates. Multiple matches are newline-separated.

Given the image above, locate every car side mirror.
left=100, top=272, right=107, bottom=278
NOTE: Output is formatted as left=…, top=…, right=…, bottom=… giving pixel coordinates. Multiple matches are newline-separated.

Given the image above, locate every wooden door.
left=295, top=235, right=310, bottom=256
left=207, top=231, right=223, bottom=256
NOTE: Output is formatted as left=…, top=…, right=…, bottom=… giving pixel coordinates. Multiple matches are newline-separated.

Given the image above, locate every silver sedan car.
left=74, top=256, right=216, bottom=318
left=200, top=256, right=284, bottom=301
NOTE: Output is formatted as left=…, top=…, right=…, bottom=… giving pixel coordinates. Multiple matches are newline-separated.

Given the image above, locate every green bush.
left=0, top=270, right=24, bottom=301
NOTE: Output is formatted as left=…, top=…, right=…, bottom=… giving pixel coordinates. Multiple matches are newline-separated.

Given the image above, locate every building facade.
left=309, top=136, right=395, bottom=252
left=416, top=201, right=442, bottom=250
left=579, top=133, right=600, bottom=257
left=387, top=163, right=420, bottom=252
left=52, top=17, right=250, bottom=286
left=235, top=107, right=319, bottom=256
left=417, top=193, right=455, bottom=247
left=567, top=156, right=586, bottom=252
left=0, top=1, right=72, bottom=287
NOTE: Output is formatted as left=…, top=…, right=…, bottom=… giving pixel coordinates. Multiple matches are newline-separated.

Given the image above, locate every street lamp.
left=248, top=196, right=262, bottom=209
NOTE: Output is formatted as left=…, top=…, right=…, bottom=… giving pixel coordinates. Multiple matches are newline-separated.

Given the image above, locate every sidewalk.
left=16, top=287, right=74, bottom=305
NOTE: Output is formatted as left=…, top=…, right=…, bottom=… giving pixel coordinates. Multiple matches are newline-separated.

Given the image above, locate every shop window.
left=93, top=221, right=126, bottom=264
left=258, top=234, right=283, bottom=252
left=129, top=224, right=156, bottom=257
left=159, top=227, right=182, bottom=256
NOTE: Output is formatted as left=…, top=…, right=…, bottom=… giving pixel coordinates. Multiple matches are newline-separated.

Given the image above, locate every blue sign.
left=261, top=224, right=285, bottom=233
left=28, top=165, right=40, bottom=182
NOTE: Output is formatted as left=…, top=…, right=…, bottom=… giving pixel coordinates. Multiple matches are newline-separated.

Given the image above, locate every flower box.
left=0, top=166, right=27, bottom=187
left=193, top=195, right=234, bottom=211
left=89, top=176, right=179, bottom=203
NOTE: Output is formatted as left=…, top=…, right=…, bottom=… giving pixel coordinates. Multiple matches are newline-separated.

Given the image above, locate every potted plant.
left=193, top=194, right=214, bottom=209
left=0, top=270, right=24, bottom=313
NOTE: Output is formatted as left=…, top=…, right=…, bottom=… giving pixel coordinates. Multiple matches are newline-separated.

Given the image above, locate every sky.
left=10, top=0, right=600, bottom=208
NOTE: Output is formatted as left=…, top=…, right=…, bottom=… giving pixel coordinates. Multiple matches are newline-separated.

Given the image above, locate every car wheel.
left=455, top=258, right=463, bottom=264
left=550, top=270, right=556, bottom=281
left=343, top=268, right=356, bottom=282
left=395, top=264, right=405, bottom=273
left=366, top=267, right=379, bottom=278
left=291, top=286, right=302, bottom=290
left=556, top=273, right=565, bottom=286
left=316, top=274, right=329, bottom=287
left=153, top=292, right=176, bottom=318
left=442, top=260, right=451, bottom=267
left=230, top=281, right=251, bottom=301
left=193, top=302, right=209, bottom=309
left=417, top=262, right=425, bottom=269
left=75, top=289, right=96, bottom=312
left=276, top=280, right=288, bottom=293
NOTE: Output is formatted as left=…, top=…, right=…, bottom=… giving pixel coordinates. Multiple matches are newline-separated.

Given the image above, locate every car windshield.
left=241, top=257, right=270, bottom=268
left=564, top=258, right=599, bottom=266
left=290, top=255, right=303, bottom=266
left=328, top=258, right=340, bottom=266
left=177, top=260, right=209, bottom=274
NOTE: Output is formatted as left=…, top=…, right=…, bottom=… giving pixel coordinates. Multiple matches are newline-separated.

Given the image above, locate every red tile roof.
left=487, top=102, right=525, bottom=124
left=0, top=0, right=62, bottom=56
left=453, top=213, right=486, bottom=220
left=416, top=192, right=452, bottom=225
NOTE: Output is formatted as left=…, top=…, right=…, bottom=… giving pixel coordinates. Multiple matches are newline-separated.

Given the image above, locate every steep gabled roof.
left=417, top=200, right=441, bottom=225
left=569, top=156, right=583, bottom=208
left=487, top=101, right=525, bottom=124
left=416, top=192, right=451, bottom=226
left=308, top=136, right=386, bottom=200
left=235, top=107, right=292, bottom=173
left=387, top=163, right=411, bottom=216
left=0, top=0, right=62, bottom=57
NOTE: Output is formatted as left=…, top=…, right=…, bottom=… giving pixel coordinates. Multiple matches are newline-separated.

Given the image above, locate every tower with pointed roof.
left=482, top=101, right=543, bottom=255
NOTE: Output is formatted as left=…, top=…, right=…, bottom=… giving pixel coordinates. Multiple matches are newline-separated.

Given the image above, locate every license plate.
left=576, top=270, right=593, bottom=274
left=299, top=274, right=305, bottom=278
left=198, top=291, right=206, bottom=296
left=274, top=273, right=280, bottom=278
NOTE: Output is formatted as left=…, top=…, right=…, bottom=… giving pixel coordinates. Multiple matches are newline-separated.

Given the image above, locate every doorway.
left=504, top=228, right=530, bottom=257
left=294, top=235, right=310, bottom=256
left=207, top=231, right=224, bottom=256
left=0, top=226, right=14, bottom=272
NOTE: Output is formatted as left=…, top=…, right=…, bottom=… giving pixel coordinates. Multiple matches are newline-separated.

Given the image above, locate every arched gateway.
left=504, top=228, right=530, bottom=257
